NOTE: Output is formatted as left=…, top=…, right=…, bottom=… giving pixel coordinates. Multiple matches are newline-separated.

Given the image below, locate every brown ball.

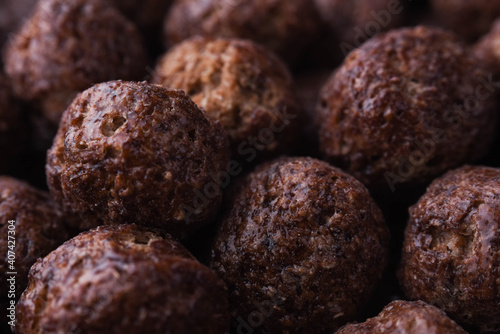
left=316, top=26, right=497, bottom=195
left=16, top=224, right=229, bottom=334
left=46, top=80, right=230, bottom=237
left=399, top=165, right=500, bottom=333
left=313, top=0, right=405, bottom=45
left=152, top=37, right=301, bottom=162
left=0, top=73, right=24, bottom=173
left=163, top=0, right=319, bottom=64
left=0, top=177, right=72, bottom=302
left=210, top=157, right=389, bottom=333
left=336, top=300, right=467, bottom=334
left=3, top=0, right=148, bottom=130
left=431, top=0, right=500, bottom=42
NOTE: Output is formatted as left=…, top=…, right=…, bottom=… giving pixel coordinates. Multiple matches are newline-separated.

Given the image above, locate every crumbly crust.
left=211, top=157, right=389, bottom=333
left=152, top=37, right=301, bottom=161
left=16, top=225, right=229, bottom=334
left=400, top=166, right=500, bottom=333
left=337, top=300, right=467, bottom=334
left=4, top=0, right=147, bottom=128
left=46, top=80, right=230, bottom=237
left=316, top=26, right=497, bottom=194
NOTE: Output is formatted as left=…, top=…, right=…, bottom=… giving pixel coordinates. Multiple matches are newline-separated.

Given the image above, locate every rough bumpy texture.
left=0, top=0, right=37, bottom=48
left=163, top=0, right=319, bottom=64
left=400, top=166, right=500, bottom=333
left=0, top=177, right=71, bottom=302
left=316, top=26, right=497, bottom=194
left=152, top=37, right=301, bottom=161
left=46, top=81, right=230, bottom=237
left=211, top=157, right=389, bottom=333
left=431, top=0, right=500, bottom=42
left=336, top=300, right=467, bottom=334
left=314, top=0, right=405, bottom=43
left=3, top=0, right=148, bottom=130
left=16, top=225, right=229, bottom=334
left=0, top=73, right=23, bottom=174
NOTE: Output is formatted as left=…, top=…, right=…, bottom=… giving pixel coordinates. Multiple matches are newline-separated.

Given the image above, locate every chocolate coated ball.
left=46, top=80, right=230, bottom=237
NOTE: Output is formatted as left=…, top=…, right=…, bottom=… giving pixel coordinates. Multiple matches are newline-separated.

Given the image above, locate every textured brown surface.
left=316, top=26, right=497, bottom=195
left=16, top=224, right=229, bottom=334
left=313, top=0, right=405, bottom=43
left=163, top=0, right=319, bottom=64
left=46, top=80, right=230, bottom=237
left=400, top=166, right=500, bottom=333
left=431, top=0, right=500, bottom=42
left=3, top=0, right=148, bottom=129
left=211, top=157, right=389, bottom=333
left=0, top=73, right=23, bottom=173
left=0, top=177, right=71, bottom=302
left=336, top=300, right=467, bottom=334
left=0, top=0, right=37, bottom=48
left=152, top=37, right=301, bottom=162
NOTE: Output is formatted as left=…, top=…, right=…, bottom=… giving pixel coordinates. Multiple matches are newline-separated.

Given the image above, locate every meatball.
left=336, top=300, right=467, bottom=334
left=3, top=0, right=148, bottom=134
left=431, top=0, right=500, bottom=42
left=152, top=37, right=301, bottom=162
left=316, top=26, right=497, bottom=195
left=0, top=73, right=24, bottom=174
left=399, top=165, right=500, bottom=333
left=16, top=225, right=229, bottom=334
left=313, top=0, right=405, bottom=45
left=210, top=157, right=389, bottom=333
left=163, top=0, right=319, bottom=64
left=0, top=177, right=72, bottom=302
left=0, top=0, right=37, bottom=48
left=46, top=80, right=230, bottom=237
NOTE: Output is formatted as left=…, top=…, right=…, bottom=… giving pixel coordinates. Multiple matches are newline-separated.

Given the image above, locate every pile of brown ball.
left=0, top=0, right=499, bottom=333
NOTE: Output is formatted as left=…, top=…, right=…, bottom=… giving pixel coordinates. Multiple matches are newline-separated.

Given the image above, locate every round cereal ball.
left=0, top=177, right=72, bottom=303
left=313, top=0, right=406, bottom=45
left=0, top=0, right=37, bottom=48
left=337, top=300, right=467, bottom=334
left=163, top=0, right=319, bottom=64
left=316, top=26, right=497, bottom=195
left=152, top=37, right=301, bottom=162
left=46, top=80, right=230, bottom=237
left=431, top=0, right=500, bottom=42
left=3, top=0, right=148, bottom=131
left=0, top=73, right=24, bottom=174
left=210, top=157, right=390, bottom=333
left=399, top=165, right=500, bottom=333
left=16, top=224, right=229, bottom=334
